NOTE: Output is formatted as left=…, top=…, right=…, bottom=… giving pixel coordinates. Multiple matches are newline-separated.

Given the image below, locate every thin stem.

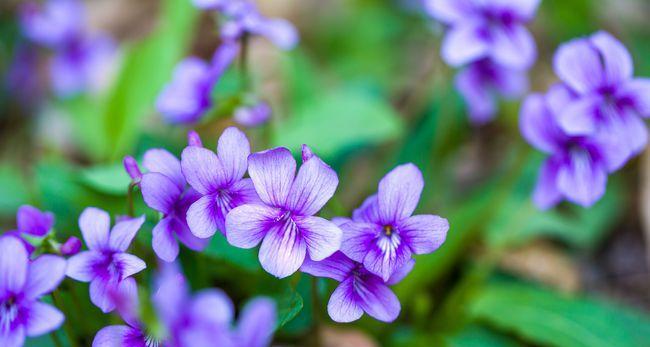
left=127, top=182, right=136, bottom=217
left=51, top=291, right=78, bottom=347
left=311, top=277, right=321, bottom=347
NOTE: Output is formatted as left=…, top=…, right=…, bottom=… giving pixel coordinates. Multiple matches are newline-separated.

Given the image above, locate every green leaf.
left=0, top=164, right=30, bottom=216
left=271, top=86, right=404, bottom=160
left=447, top=325, right=523, bottom=347
left=470, top=282, right=650, bottom=347
left=203, top=235, right=261, bottom=272
left=275, top=285, right=304, bottom=329
left=79, top=163, right=131, bottom=196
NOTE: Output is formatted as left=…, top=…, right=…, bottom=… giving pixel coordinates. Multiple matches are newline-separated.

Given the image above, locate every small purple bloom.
left=5, top=205, right=55, bottom=254
left=338, top=164, right=449, bottom=281
left=60, top=236, right=82, bottom=256
left=20, top=0, right=83, bottom=48
left=181, top=127, right=260, bottom=238
left=302, top=251, right=413, bottom=323
left=456, top=58, right=528, bottom=124
left=187, top=130, right=204, bottom=147
left=65, top=208, right=146, bottom=313
left=123, top=156, right=142, bottom=182
left=520, top=83, right=627, bottom=208
left=553, top=31, right=650, bottom=159
left=234, top=102, right=272, bottom=128
left=0, top=236, right=66, bottom=347
left=140, top=148, right=209, bottom=261
left=425, top=0, right=540, bottom=69
left=226, top=145, right=342, bottom=278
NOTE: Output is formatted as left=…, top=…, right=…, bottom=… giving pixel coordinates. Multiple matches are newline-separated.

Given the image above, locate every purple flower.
left=157, top=43, right=238, bottom=124
left=301, top=251, right=413, bottom=323
left=456, top=58, right=528, bottom=124
left=140, top=148, right=209, bottom=261
left=338, top=164, right=449, bottom=281
left=226, top=145, right=342, bottom=278
left=553, top=31, right=650, bottom=159
left=181, top=127, right=260, bottom=238
left=234, top=102, right=272, bottom=128
left=232, top=298, right=276, bottom=347
left=5, top=46, right=43, bottom=108
left=5, top=205, right=55, bottom=254
left=20, top=0, right=83, bottom=48
left=520, top=84, right=627, bottom=208
left=123, top=156, right=142, bottom=183
left=187, top=130, right=204, bottom=147
left=60, top=236, right=82, bottom=256
left=65, top=208, right=146, bottom=313
left=0, top=236, right=66, bottom=346
left=425, top=0, right=540, bottom=69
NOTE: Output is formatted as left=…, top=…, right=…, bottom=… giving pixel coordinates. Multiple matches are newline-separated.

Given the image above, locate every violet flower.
left=425, top=0, right=540, bottom=70
left=0, top=236, right=66, bottom=347
left=234, top=102, right=272, bottom=128
left=140, top=147, right=210, bottom=261
left=338, top=164, right=449, bottom=281
left=226, top=145, right=342, bottom=278
left=20, top=0, right=82, bottom=48
left=456, top=58, right=528, bottom=124
left=301, top=251, right=413, bottom=323
left=520, top=83, right=627, bottom=208
left=232, top=298, right=276, bottom=347
left=553, top=31, right=650, bottom=159
left=157, top=42, right=238, bottom=124
left=5, top=205, right=55, bottom=254
left=60, top=236, right=82, bottom=256
left=181, top=127, right=260, bottom=238
left=66, top=207, right=146, bottom=313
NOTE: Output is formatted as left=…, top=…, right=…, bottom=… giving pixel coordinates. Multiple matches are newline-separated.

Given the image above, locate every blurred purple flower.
left=0, top=236, right=66, bottom=346
left=301, top=251, right=413, bottom=323
left=66, top=207, right=146, bottom=313
left=5, top=46, right=43, bottom=108
left=226, top=145, right=342, bottom=278
left=232, top=298, right=276, bottom=347
left=553, top=31, right=650, bottom=160
left=5, top=205, right=55, bottom=254
left=425, top=0, right=540, bottom=69
left=181, top=127, right=260, bottom=238
left=20, top=0, right=83, bottom=48
left=456, top=58, right=528, bottom=124
left=157, top=43, right=238, bottom=124
left=60, top=236, right=82, bottom=256
left=123, top=156, right=142, bottom=182
left=338, top=164, right=448, bottom=281
left=521, top=84, right=628, bottom=208
left=234, top=102, right=272, bottom=128
left=187, top=130, right=204, bottom=147
left=140, top=148, right=209, bottom=261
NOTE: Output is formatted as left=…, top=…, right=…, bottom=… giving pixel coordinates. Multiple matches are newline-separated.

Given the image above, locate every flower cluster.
left=157, top=0, right=298, bottom=125
left=521, top=32, right=650, bottom=208
left=20, top=0, right=117, bottom=97
left=425, top=0, right=540, bottom=124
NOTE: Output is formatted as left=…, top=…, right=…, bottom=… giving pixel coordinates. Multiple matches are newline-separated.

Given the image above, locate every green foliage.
left=79, top=162, right=131, bottom=196
left=0, top=164, right=30, bottom=216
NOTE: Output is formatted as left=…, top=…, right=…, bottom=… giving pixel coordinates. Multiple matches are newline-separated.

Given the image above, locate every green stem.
left=311, top=277, right=322, bottom=347
left=127, top=182, right=136, bottom=217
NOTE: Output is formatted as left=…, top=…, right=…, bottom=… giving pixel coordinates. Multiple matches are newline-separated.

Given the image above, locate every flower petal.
left=301, top=252, right=356, bottom=282
left=519, top=93, right=563, bottom=153
left=226, top=204, right=278, bottom=248
left=175, top=218, right=210, bottom=251
left=553, top=38, right=603, bottom=94
left=140, top=172, right=182, bottom=213
left=590, top=31, right=633, bottom=85
left=557, top=96, right=601, bottom=136
left=0, top=236, right=28, bottom=297
left=455, top=62, right=497, bottom=124
left=217, top=127, right=251, bottom=184
left=152, top=217, right=181, bottom=262
left=533, top=157, right=563, bottom=210
left=25, top=302, right=65, bottom=336
left=399, top=214, right=449, bottom=255
left=235, top=298, right=276, bottom=347
left=79, top=207, right=111, bottom=251
left=90, top=279, right=116, bottom=313
left=339, top=222, right=376, bottom=263
left=351, top=195, right=381, bottom=223
left=66, top=251, right=102, bottom=282
left=186, top=195, right=220, bottom=238
left=258, top=222, right=307, bottom=278
left=17, top=205, right=54, bottom=236
left=248, top=147, right=296, bottom=207
left=287, top=153, right=338, bottom=216
left=441, top=22, right=489, bottom=67
left=327, top=278, right=364, bottom=323
left=423, top=0, right=473, bottom=23
left=356, top=275, right=401, bottom=322
left=92, top=325, right=137, bottom=347
left=619, top=78, right=650, bottom=118
left=489, top=25, right=536, bottom=70
left=114, top=253, right=146, bottom=280
left=143, top=148, right=185, bottom=189
left=295, top=216, right=342, bottom=261
left=181, top=146, right=224, bottom=195
left=190, top=289, right=234, bottom=326
left=557, top=151, right=608, bottom=207
left=386, top=258, right=415, bottom=286
left=0, top=325, right=24, bottom=347
left=495, top=0, right=540, bottom=20
left=24, top=254, right=66, bottom=299
left=377, top=163, right=424, bottom=224
left=363, top=240, right=412, bottom=281
left=251, top=18, right=299, bottom=50
left=109, top=215, right=145, bottom=252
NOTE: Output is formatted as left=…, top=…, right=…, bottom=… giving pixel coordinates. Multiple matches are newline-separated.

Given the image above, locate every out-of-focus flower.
left=521, top=84, right=627, bottom=208
left=231, top=298, right=276, bottom=347
left=60, top=236, right=82, bottom=256
left=425, top=0, right=540, bottom=69
left=4, top=46, right=43, bottom=108
left=181, top=127, right=260, bottom=238
left=187, top=130, right=204, bottom=147
left=234, top=102, right=272, bottom=128
left=226, top=145, right=342, bottom=278
left=66, top=208, right=146, bottom=313
left=5, top=205, right=55, bottom=254
left=0, top=236, right=66, bottom=346
left=140, top=148, right=209, bottom=261
left=456, top=58, right=528, bottom=124
left=302, top=251, right=413, bottom=323
left=122, top=156, right=142, bottom=182
left=553, top=31, right=650, bottom=160
left=338, top=164, right=448, bottom=281
left=20, top=0, right=83, bottom=48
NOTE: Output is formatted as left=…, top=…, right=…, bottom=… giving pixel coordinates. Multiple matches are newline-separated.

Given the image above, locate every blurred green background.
left=1, top=0, right=650, bottom=346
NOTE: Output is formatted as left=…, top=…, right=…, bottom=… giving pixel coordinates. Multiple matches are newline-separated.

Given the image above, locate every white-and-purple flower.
left=338, top=164, right=449, bottom=281
left=5, top=205, right=55, bottom=254
left=553, top=31, right=650, bottom=160
left=65, top=208, right=146, bottom=313
left=181, top=127, right=260, bottom=238
left=226, top=145, right=342, bottom=278
left=425, top=0, right=540, bottom=70
left=0, top=236, right=67, bottom=347
left=521, top=83, right=627, bottom=208
left=302, top=251, right=413, bottom=323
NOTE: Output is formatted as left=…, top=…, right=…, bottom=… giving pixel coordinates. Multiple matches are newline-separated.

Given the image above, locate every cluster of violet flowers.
left=156, top=0, right=298, bottom=126
left=19, top=0, right=117, bottom=98
left=425, top=0, right=540, bottom=125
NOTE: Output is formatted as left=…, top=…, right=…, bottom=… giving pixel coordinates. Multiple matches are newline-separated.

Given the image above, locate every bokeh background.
left=1, top=0, right=650, bottom=346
